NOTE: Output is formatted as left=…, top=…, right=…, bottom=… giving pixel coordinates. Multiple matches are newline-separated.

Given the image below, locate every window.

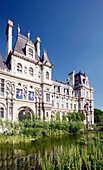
left=57, top=103, right=59, bottom=108
left=0, top=108, right=4, bottom=118
left=86, top=92, right=88, bottom=98
left=18, top=83, right=21, bottom=86
left=83, top=79, right=86, bottom=84
left=46, top=71, right=49, bottom=79
left=46, top=93, right=50, bottom=102
left=52, top=100, right=54, bottom=107
left=83, top=89, right=85, bottom=96
left=70, top=104, right=72, bottom=110
left=38, top=70, right=41, bottom=78
left=24, top=66, right=27, bottom=74
left=79, top=90, right=81, bottom=97
left=62, top=104, right=64, bottom=108
left=0, top=79, right=4, bottom=96
left=46, top=112, right=49, bottom=117
left=17, top=63, right=22, bottom=73
left=74, top=104, right=76, bottom=110
left=66, top=103, right=68, bottom=109
left=29, top=48, right=33, bottom=57
left=16, top=89, right=23, bottom=99
left=28, top=92, right=34, bottom=101
left=79, top=103, right=81, bottom=109
left=29, top=67, right=33, bottom=76
left=67, top=89, right=69, bottom=95
left=56, top=86, right=60, bottom=93
left=30, top=86, right=33, bottom=89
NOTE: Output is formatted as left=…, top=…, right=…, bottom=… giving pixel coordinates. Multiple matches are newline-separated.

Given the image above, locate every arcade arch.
left=18, top=106, right=34, bottom=121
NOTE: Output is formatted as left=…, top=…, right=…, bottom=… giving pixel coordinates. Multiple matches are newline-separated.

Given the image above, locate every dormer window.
left=83, top=79, right=86, bottom=84
left=29, top=67, right=33, bottom=76
left=17, top=63, right=22, bottom=73
left=46, top=71, right=49, bottom=80
left=29, top=48, right=33, bottom=58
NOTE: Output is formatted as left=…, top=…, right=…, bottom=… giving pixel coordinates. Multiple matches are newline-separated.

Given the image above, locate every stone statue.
left=18, top=24, right=20, bottom=34
left=27, top=31, right=30, bottom=39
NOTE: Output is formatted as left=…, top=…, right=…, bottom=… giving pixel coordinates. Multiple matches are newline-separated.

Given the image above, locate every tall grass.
left=0, top=118, right=84, bottom=144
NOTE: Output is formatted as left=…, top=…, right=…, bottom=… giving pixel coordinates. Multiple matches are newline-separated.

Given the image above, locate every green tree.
left=62, top=113, right=67, bottom=121
left=79, top=112, right=85, bottom=121
left=94, top=108, right=103, bottom=125
left=72, top=112, right=76, bottom=121
left=67, top=113, right=72, bottom=121
left=56, top=113, right=60, bottom=121
left=76, top=113, right=81, bottom=121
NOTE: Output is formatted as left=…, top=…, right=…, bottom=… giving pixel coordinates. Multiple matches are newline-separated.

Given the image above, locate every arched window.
left=46, top=71, right=49, bottom=80
left=38, top=70, right=41, bottom=78
left=17, top=63, right=22, bottom=73
left=0, top=103, right=4, bottom=118
left=29, top=67, right=33, bottom=76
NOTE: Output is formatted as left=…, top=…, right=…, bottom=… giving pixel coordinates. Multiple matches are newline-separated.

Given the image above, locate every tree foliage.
left=94, top=108, right=103, bottom=125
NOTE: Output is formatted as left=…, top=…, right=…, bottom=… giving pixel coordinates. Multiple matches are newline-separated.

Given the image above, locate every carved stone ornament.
left=84, top=103, right=89, bottom=114
left=35, top=88, right=42, bottom=99
left=6, top=81, right=11, bottom=94
left=6, top=81, right=15, bottom=95
left=23, top=85, right=27, bottom=99
left=11, top=82, right=15, bottom=95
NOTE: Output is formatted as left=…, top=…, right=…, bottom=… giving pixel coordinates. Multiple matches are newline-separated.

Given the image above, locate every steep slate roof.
left=13, top=34, right=40, bottom=61
left=13, top=34, right=27, bottom=55
left=42, top=50, right=50, bottom=63
left=0, top=54, right=7, bottom=69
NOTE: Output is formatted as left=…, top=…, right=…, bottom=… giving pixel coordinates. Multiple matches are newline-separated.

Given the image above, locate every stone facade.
left=0, top=19, right=94, bottom=124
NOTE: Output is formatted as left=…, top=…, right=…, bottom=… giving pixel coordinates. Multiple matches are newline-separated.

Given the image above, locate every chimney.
left=5, top=19, right=13, bottom=59
left=68, top=71, right=75, bottom=87
left=34, top=37, right=41, bottom=57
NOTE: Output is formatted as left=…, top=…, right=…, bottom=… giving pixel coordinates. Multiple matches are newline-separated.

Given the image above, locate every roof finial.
left=43, top=48, right=47, bottom=53
left=18, top=24, right=20, bottom=34
left=27, top=30, right=30, bottom=40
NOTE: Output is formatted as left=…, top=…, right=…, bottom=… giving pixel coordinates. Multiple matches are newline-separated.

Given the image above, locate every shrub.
left=62, top=113, right=67, bottom=121
left=79, top=112, right=85, bottom=121
left=69, top=121, right=82, bottom=133
left=67, top=113, right=72, bottom=121
left=72, top=112, right=76, bottom=121
left=56, top=113, right=60, bottom=121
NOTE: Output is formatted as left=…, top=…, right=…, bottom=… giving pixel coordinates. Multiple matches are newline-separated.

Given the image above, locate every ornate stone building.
left=0, top=19, right=94, bottom=124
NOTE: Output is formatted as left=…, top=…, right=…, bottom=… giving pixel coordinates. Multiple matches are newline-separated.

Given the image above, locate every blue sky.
left=0, top=0, right=103, bottom=110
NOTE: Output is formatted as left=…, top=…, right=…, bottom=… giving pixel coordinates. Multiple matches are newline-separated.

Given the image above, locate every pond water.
left=0, top=133, right=103, bottom=169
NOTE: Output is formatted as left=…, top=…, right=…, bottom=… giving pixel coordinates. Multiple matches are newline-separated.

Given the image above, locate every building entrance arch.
left=18, top=106, right=34, bottom=121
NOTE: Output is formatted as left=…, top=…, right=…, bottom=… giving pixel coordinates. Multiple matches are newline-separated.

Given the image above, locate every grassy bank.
left=0, top=116, right=85, bottom=144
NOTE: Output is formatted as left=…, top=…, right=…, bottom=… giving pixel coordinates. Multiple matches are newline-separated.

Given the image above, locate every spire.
left=42, top=49, right=50, bottom=63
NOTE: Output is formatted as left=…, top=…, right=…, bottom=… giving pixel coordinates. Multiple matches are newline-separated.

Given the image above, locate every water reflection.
left=0, top=133, right=102, bottom=169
